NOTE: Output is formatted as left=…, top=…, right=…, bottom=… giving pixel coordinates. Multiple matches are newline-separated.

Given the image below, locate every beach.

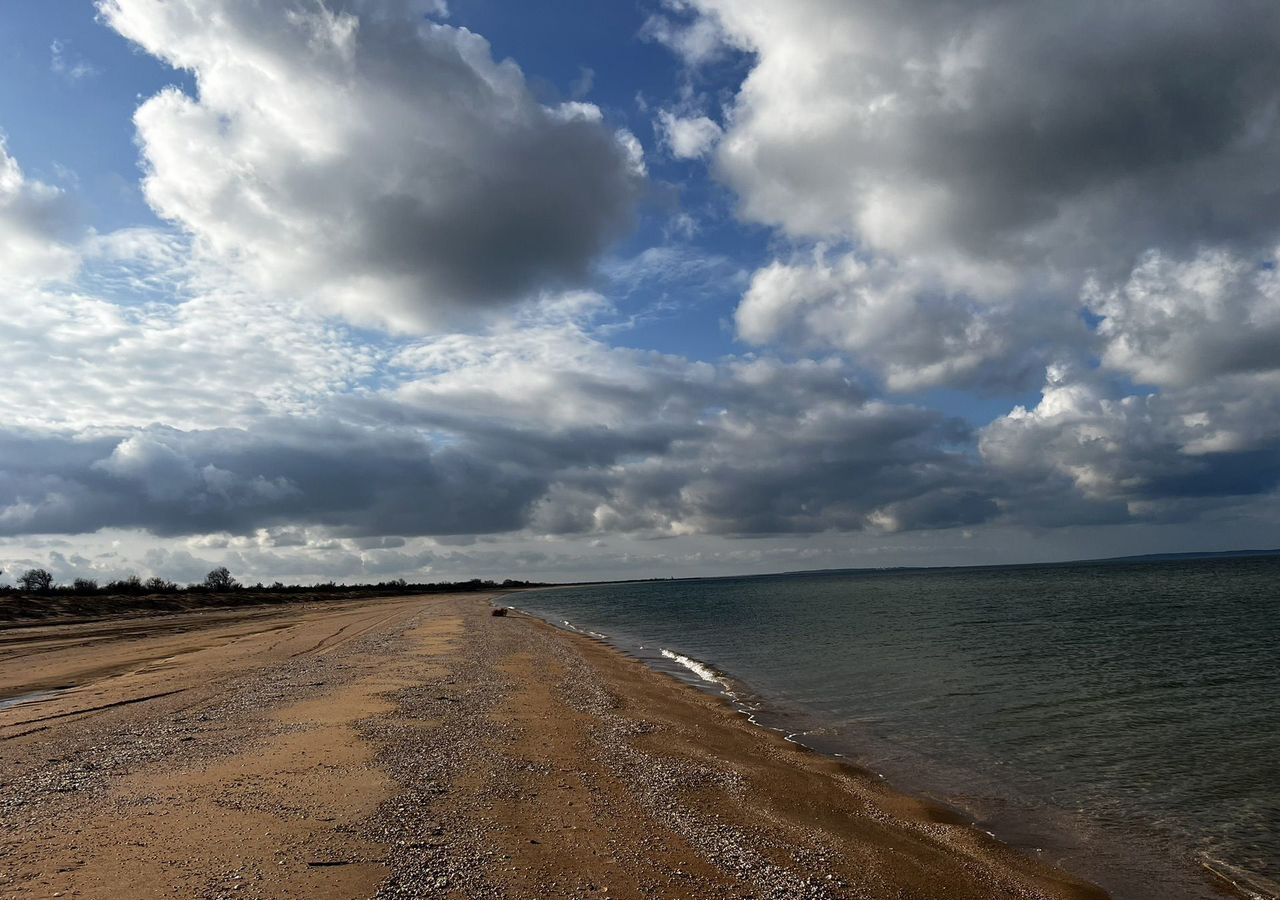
left=1, top=592, right=1105, bottom=899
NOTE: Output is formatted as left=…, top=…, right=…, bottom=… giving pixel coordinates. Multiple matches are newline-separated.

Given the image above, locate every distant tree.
left=203, top=566, right=237, bottom=592
left=143, top=576, right=178, bottom=593
left=72, top=577, right=99, bottom=594
left=107, top=575, right=144, bottom=595
left=17, top=568, right=54, bottom=593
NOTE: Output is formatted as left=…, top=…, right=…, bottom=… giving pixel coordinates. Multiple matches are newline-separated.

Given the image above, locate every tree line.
left=2, top=565, right=542, bottom=596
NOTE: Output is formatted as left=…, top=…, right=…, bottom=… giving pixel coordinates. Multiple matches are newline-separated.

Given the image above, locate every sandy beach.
left=0, top=593, right=1107, bottom=899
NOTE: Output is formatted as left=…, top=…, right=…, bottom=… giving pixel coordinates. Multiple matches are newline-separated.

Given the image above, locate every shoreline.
left=509, top=595, right=1263, bottom=900
left=495, top=601, right=1110, bottom=899
left=3, top=593, right=1116, bottom=897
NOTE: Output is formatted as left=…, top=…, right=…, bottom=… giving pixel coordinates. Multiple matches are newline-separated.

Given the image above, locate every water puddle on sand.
left=0, top=688, right=71, bottom=712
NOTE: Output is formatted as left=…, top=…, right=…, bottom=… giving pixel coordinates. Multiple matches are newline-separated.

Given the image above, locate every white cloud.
left=1089, top=248, right=1280, bottom=387
left=640, top=5, right=728, bottom=66
left=981, top=363, right=1280, bottom=520
left=660, top=0, right=1280, bottom=392
left=98, top=0, right=643, bottom=332
left=0, top=275, right=377, bottom=433
left=657, top=110, right=722, bottom=159
left=735, top=248, right=1070, bottom=391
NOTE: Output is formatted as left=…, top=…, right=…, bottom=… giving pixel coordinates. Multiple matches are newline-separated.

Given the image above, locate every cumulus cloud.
left=4, top=214, right=1273, bottom=550
left=1088, top=248, right=1280, bottom=387
left=657, top=110, right=722, bottom=159
left=98, top=0, right=644, bottom=331
left=659, top=0, right=1280, bottom=392
left=735, top=249, right=1071, bottom=391
left=0, top=420, right=543, bottom=539
left=981, top=364, right=1280, bottom=524
left=696, top=0, right=1280, bottom=268
left=373, top=329, right=995, bottom=536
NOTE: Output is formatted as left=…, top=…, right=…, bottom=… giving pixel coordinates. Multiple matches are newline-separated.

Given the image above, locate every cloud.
left=0, top=138, right=79, bottom=287
left=50, top=39, right=100, bottom=82
left=386, top=335, right=988, bottom=536
left=98, top=0, right=644, bottom=331
left=639, top=4, right=728, bottom=66
left=0, top=307, right=995, bottom=542
left=4, top=215, right=1274, bottom=548
left=657, top=110, right=722, bottom=159
left=981, top=364, right=1280, bottom=523
left=659, top=0, right=1280, bottom=392
left=0, top=235, right=377, bottom=433
left=0, top=420, right=543, bottom=539
left=735, top=249, right=1072, bottom=391
left=1089, top=248, right=1280, bottom=387
left=696, top=0, right=1280, bottom=268
left=6, top=4, right=1280, bottom=578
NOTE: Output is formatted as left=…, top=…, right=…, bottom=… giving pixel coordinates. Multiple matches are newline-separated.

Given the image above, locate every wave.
left=1201, top=856, right=1280, bottom=900
left=660, top=648, right=726, bottom=686
left=558, top=619, right=608, bottom=640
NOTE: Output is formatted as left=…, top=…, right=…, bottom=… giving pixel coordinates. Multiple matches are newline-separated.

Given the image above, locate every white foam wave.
left=660, top=648, right=725, bottom=685
left=555, top=619, right=608, bottom=640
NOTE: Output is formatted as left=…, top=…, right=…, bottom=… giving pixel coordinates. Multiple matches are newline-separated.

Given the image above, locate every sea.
left=514, top=554, right=1280, bottom=900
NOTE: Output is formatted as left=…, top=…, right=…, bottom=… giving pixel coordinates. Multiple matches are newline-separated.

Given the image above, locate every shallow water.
left=0, top=688, right=68, bottom=711
left=518, top=555, right=1280, bottom=900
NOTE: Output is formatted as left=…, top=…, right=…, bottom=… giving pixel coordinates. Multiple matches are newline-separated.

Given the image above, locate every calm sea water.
left=516, top=556, right=1280, bottom=900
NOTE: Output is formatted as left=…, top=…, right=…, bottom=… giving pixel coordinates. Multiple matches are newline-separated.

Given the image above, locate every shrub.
left=106, top=575, right=144, bottom=595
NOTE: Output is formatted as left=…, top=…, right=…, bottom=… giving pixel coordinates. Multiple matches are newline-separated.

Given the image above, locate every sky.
left=2, top=0, right=1280, bottom=586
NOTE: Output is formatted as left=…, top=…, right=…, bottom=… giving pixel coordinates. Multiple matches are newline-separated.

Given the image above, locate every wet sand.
left=0, top=593, right=1107, bottom=898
